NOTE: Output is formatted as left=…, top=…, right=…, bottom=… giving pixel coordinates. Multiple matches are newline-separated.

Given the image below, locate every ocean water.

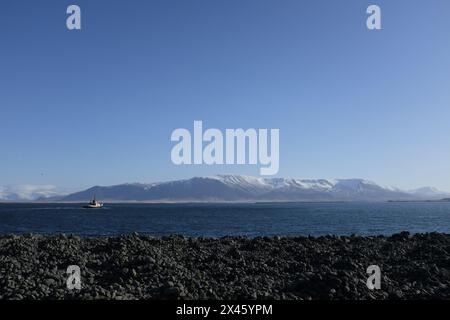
left=0, top=202, right=449, bottom=237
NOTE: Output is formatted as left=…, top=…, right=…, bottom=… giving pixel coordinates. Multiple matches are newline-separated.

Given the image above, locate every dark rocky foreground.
left=0, top=232, right=449, bottom=300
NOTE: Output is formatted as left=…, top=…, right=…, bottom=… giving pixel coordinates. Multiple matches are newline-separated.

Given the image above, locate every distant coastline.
left=388, top=198, right=450, bottom=203
left=1, top=199, right=449, bottom=205
left=2, top=198, right=450, bottom=205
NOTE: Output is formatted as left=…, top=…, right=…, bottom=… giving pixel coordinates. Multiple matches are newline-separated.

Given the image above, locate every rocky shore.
left=0, top=232, right=449, bottom=300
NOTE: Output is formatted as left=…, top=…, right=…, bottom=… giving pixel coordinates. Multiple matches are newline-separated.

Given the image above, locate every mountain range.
left=6, top=175, right=446, bottom=203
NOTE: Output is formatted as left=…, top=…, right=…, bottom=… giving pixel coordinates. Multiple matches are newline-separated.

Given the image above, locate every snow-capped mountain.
left=408, top=187, right=450, bottom=200
left=57, top=175, right=450, bottom=202
left=0, top=185, right=62, bottom=201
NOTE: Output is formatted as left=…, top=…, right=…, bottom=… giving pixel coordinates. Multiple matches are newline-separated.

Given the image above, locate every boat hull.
left=83, top=204, right=104, bottom=209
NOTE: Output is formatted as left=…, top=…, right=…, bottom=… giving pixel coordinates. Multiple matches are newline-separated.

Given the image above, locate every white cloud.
left=0, top=185, right=64, bottom=201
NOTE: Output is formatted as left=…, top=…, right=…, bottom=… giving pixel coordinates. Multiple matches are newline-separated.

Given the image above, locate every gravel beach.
left=0, top=232, right=449, bottom=300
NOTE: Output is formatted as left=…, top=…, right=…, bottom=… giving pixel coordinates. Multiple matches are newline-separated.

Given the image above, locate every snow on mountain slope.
left=210, top=175, right=273, bottom=194
left=213, top=175, right=335, bottom=192
left=56, top=175, right=450, bottom=202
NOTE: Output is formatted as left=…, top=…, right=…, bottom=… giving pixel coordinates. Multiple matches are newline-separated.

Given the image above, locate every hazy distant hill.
left=55, top=175, right=450, bottom=202
left=0, top=185, right=61, bottom=202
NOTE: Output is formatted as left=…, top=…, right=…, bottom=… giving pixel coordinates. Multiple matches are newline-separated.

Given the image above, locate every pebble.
left=0, top=232, right=448, bottom=300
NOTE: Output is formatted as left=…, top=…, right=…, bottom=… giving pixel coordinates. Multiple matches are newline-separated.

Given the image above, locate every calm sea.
left=0, top=202, right=449, bottom=237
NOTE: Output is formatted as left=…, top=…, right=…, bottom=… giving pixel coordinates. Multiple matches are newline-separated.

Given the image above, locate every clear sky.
left=1, top=0, right=450, bottom=192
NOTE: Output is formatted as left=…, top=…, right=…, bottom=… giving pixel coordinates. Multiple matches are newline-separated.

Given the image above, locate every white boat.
left=83, top=196, right=104, bottom=209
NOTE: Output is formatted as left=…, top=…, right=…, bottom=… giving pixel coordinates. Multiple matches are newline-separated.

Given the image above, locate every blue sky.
left=1, top=0, right=450, bottom=192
